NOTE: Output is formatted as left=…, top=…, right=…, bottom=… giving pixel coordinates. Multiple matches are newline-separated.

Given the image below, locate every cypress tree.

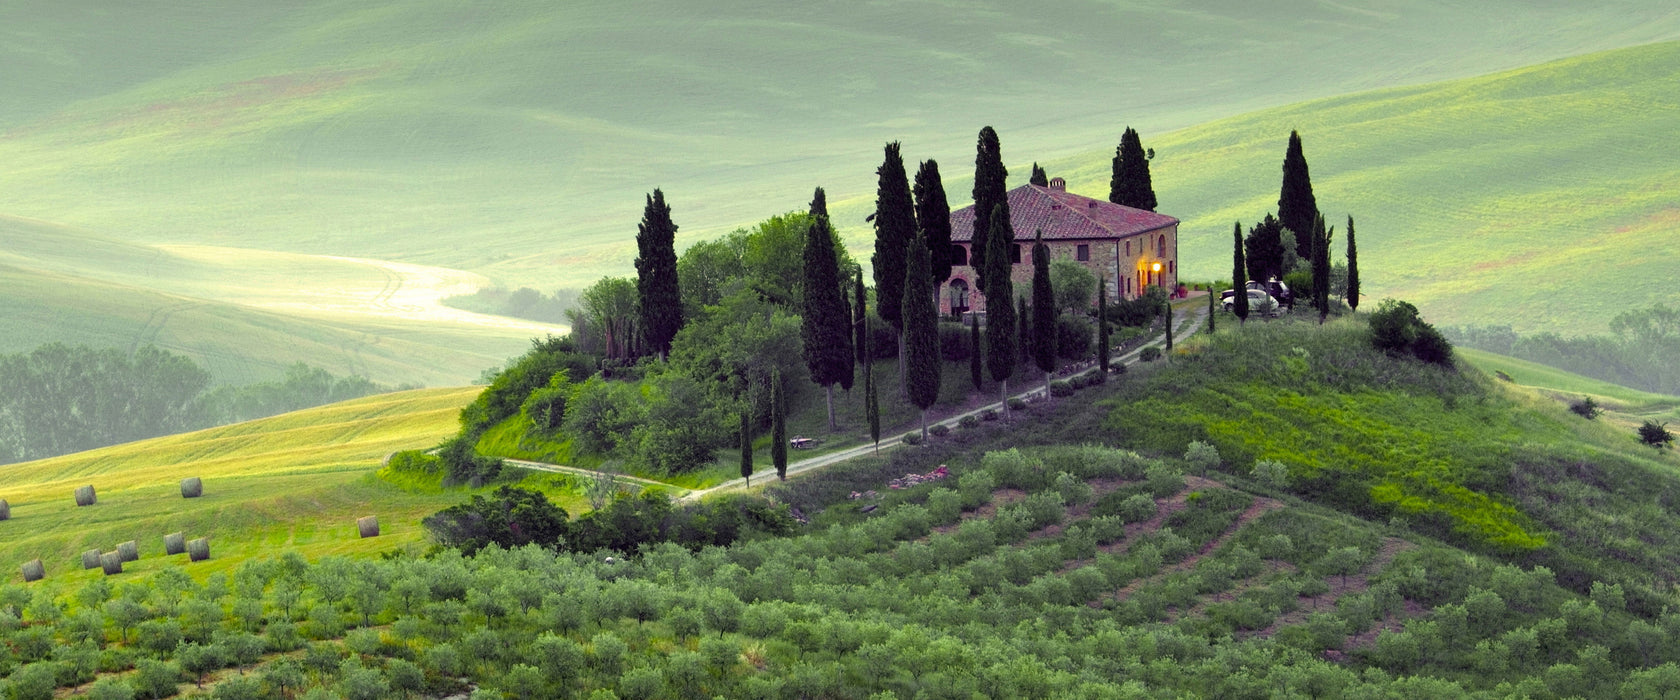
left=1314, top=215, right=1335, bottom=323
left=739, top=411, right=753, bottom=487
left=1017, top=296, right=1032, bottom=369
left=971, top=127, right=1008, bottom=292
left=913, top=159, right=954, bottom=295
left=1207, top=285, right=1216, bottom=334
left=969, top=316, right=983, bottom=391
left=634, top=189, right=683, bottom=360
left=1244, top=214, right=1286, bottom=283
left=1232, top=222, right=1250, bottom=325
left=1164, top=303, right=1174, bottom=355
left=1346, top=216, right=1360, bottom=311
left=1097, top=277, right=1111, bottom=374
left=1109, top=127, right=1158, bottom=211
left=866, top=358, right=880, bottom=455
left=853, top=271, right=868, bottom=366
left=873, top=143, right=915, bottom=337
left=1030, top=163, right=1048, bottom=187
left=1031, top=230, right=1057, bottom=399
left=801, top=187, right=853, bottom=431
left=1278, top=131, right=1319, bottom=261
left=982, top=205, right=1017, bottom=415
left=771, top=370, right=787, bottom=481
left=902, top=230, right=941, bottom=440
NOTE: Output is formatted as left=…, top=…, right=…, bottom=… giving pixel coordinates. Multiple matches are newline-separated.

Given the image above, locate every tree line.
left=1442, top=304, right=1680, bottom=395
left=0, top=344, right=400, bottom=464
left=1228, top=131, right=1361, bottom=325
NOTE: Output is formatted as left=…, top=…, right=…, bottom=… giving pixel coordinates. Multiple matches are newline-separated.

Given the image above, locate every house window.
left=1158, top=235, right=1166, bottom=257
left=1076, top=244, right=1089, bottom=261
left=1124, top=276, right=1131, bottom=296
left=951, top=245, right=968, bottom=267
left=1169, top=260, right=1175, bottom=275
left=948, top=278, right=970, bottom=312
left=1010, top=244, right=1021, bottom=264
left=1125, top=240, right=1130, bottom=256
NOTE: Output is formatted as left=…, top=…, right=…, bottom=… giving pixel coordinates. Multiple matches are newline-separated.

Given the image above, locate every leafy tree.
left=971, top=127, right=1008, bottom=292
left=635, top=188, right=684, bottom=360
left=1109, top=127, right=1157, bottom=211
left=1049, top=257, right=1096, bottom=314
left=1243, top=215, right=1287, bottom=283
left=1232, top=222, right=1250, bottom=324
left=177, top=642, right=226, bottom=688
left=801, top=187, right=854, bottom=431
left=982, top=205, right=1018, bottom=414
left=873, top=142, right=915, bottom=340
left=1031, top=231, right=1057, bottom=398
left=133, top=658, right=182, bottom=700
left=87, top=677, right=135, bottom=700
left=1346, top=215, right=1360, bottom=311
left=903, top=230, right=942, bottom=439
left=970, top=317, right=984, bottom=390
left=1279, top=130, right=1320, bottom=261
left=422, top=487, right=571, bottom=554
left=1097, top=277, right=1111, bottom=374
left=574, top=276, right=640, bottom=360
left=1030, top=162, right=1048, bottom=186
left=739, top=410, right=753, bottom=486
left=771, top=369, right=788, bottom=480
left=914, top=159, right=954, bottom=294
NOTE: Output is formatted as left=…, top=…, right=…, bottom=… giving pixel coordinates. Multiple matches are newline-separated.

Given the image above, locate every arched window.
left=1158, top=235, right=1166, bottom=257
left=948, top=278, right=970, bottom=312
left=951, top=245, right=968, bottom=267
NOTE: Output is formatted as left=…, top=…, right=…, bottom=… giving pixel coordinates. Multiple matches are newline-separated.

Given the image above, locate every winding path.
left=503, top=298, right=1213, bottom=502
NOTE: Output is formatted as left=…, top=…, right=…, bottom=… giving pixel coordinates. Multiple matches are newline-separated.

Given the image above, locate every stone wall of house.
left=939, top=223, right=1178, bottom=315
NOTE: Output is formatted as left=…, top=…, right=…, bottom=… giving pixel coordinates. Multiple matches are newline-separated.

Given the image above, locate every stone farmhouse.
left=942, top=178, right=1180, bottom=315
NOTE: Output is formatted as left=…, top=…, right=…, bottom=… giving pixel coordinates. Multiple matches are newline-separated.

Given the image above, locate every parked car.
left=1221, top=279, right=1293, bottom=308
left=1221, top=288, right=1283, bottom=317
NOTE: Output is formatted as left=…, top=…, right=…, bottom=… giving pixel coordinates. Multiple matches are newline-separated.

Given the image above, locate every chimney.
left=1048, top=177, right=1066, bottom=191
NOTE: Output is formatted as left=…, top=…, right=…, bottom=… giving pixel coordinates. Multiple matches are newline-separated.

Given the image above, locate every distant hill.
left=1041, top=40, right=1680, bottom=334
left=2, top=0, right=1676, bottom=292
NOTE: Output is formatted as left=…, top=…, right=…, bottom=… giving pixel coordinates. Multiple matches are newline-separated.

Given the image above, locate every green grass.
left=1102, top=314, right=1680, bottom=555
left=2, top=1, right=1676, bottom=293
left=0, top=387, right=527, bottom=585
left=1045, top=40, right=1680, bottom=334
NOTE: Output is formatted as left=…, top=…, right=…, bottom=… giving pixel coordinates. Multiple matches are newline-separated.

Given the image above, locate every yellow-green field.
left=0, top=387, right=530, bottom=587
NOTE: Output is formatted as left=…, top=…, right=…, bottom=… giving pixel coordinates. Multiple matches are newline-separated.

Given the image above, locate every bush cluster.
left=1369, top=299, right=1453, bottom=365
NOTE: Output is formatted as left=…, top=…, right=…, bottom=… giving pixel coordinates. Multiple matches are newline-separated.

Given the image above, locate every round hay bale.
left=357, top=516, right=380, bottom=538
left=164, top=532, right=186, bottom=556
left=187, top=538, right=210, bottom=562
left=0, top=499, right=10, bottom=521
left=180, top=477, right=203, bottom=499
left=21, top=559, right=44, bottom=582
left=82, top=549, right=102, bottom=570
left=117, top=541, right=139, bottom=563
left=100, top=552, right=123, bottom=576
left=74, top=485, right=97, bottom=507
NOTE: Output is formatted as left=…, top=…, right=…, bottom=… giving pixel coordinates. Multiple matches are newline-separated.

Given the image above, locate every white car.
left=1222, top=289, right=1282, bottom=317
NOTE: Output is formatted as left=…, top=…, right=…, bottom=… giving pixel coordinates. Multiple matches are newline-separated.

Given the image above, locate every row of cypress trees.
left=1229, top=131, right=1360, bottom=325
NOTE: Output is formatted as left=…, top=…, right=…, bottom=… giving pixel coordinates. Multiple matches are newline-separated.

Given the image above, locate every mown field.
left=0, top=387, right=591, bottom=586
left=1044, top=40, right=1680, bottom=334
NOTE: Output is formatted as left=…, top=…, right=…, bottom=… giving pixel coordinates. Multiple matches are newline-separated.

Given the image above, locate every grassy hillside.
left=1047, top=40, right=1680, bottom=334
left=2, top=1, right=1676, bottom=291
left=0, top=216, right=560, bottom=385
left=0, top=387, right=523, bottom=581
left=1459, top=348, right=1680, bottom=427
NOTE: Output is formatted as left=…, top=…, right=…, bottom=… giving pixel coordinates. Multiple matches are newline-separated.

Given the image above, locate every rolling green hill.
left=0, top=388, right=495, bottom=580
left=1044, top=40, right=1680, bottom=334
left=0, top=216, right=560, bottom=386
left=2, top=1, right=1676, bottom=291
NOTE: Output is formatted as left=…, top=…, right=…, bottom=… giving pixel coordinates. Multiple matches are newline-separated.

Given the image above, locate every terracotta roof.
left=950, top=184, right=1178, bottom=242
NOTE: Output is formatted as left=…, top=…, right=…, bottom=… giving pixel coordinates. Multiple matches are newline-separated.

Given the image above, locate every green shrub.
left=1055, top=315, right=1095, bottom=360
left=1007, top=397, right=1028, bottom=411
left=938, top=322, right=972, bottom=362
left=1049, top=380, right=1074, bottom=397
left=902, top=432, right=924, bottom=446
left=1145, top=463, right=1185, bottom=498
left=1139, top=346, right=1162, bottom=362
left=929, top=423, right=950, bottom=437
left=1638, top=421, right=1673, bottom=448
left=1568, top=396, right=1601, bottom=419
left=983, top=449, right=1048, bottom=491
left=1183, top=440, right=1221, bottom=475
left=1114, top=494, right=1157, bottom=523
left=1054, top=471, right=1094, bottom=507
left=1252, top=460, right=1290, bottom=489
left=959, top=414, right=980, bottom=429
